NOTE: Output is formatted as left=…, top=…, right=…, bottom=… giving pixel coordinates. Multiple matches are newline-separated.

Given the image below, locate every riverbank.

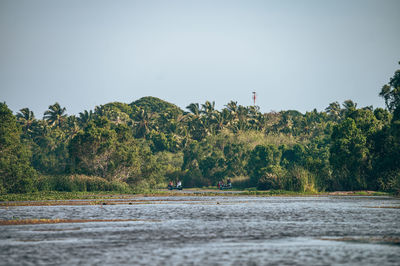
left=0, top=189, right=393, bottom=205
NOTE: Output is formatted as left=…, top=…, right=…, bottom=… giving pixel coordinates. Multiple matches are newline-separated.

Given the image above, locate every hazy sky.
left=1, top=0, right=399, bottom=116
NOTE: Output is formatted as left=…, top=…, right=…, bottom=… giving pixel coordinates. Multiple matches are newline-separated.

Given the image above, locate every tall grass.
left=284, top=166, right=317, bottom=193
left=256, top=166, right=317, bottom=193
left=230, top=175, right=251, bottom=189
left=37, top=174, right=132, bottom=193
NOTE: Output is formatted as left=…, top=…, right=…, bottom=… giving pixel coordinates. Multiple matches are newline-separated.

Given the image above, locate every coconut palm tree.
left=325, top=102, right=341, bottom=121
left=133, top=108, right=154, bottom=138
left=342, top=100, right=357, bottom=114
left=43, top=102, right=67, bottom=127
left=16, top=108, right=35, bottom=133
left=225, top=101, right=238, bottom=115
left=201, top=101, right=215, bottom=116
left=78, top=110, right=93, bottom=126
left=66, top=115, right=80, bottom=139
left=213, top=109, right=230, bottom=132
left=186, top=103, right=200, bottom=116
left=234, top=105, right=249, bottom=131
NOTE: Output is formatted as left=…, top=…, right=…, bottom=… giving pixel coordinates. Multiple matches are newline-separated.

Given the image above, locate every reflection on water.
left=1, top=196, right=399, bottom=265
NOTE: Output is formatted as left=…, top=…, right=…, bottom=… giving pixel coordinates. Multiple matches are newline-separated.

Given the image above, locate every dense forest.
left=1, top=64, right=399, bottom=194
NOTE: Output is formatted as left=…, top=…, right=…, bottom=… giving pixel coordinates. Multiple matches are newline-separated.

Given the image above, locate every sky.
left=1, top=0, right=399, bottom=116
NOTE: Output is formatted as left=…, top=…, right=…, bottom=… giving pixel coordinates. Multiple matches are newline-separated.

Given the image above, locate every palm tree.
left=213, top=109, right=230, bottom=132
left=43, top=102, right=67, bottom=127
left=186, top=103, right=200, bottom=116
left=200, top=101, right=220, bottom=135
left=342, top=100, right=357, bottom=111
left=66, top=115, right=80, bottom=139
left=342, top=100, right=357, bottom=117
left=225, top=101, right=238, bottom=114
left=133, top=108, right=154, bottom=138
left=236, top=105, right=249, bottom=131
left=78, top=110, right=93, bottom=126
left=325, top=102, right=341, bottom=121
left=201, top=101, right=215, bottom=116
left=16, top=108, right=35, bottom=133
left=246, top=106, right=260, bottom=129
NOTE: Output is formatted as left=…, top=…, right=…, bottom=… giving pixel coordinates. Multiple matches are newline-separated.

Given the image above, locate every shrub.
left=37, top=175, right=131, bottom=192
left=284, top=166, right=317, bottom=192
left=378, top=170, right=400, bottom=193
left=257, top=165, right=286, bottom=190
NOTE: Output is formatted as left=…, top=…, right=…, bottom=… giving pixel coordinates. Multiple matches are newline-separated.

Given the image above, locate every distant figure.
left=227, top=178, right=232, bottom=187
left=217, top=181, right=221, bottom=189
left=177, top=180, right=182, bottom=187
left=168, top=181, right=174, bottom=190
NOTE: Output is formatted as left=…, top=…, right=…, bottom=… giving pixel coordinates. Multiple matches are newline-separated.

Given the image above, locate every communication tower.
left=252, top=91, right=257, bottom=105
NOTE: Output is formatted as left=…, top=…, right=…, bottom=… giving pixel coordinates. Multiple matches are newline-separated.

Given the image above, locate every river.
left=1, top=196, right=399, bottom=265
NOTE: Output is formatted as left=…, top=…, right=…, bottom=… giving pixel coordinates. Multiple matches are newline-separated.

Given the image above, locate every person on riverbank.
left=168, top=181, right=173, bottom=189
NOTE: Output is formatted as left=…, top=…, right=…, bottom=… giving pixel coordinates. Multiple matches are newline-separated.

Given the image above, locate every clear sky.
left=1, top=0, right=399, bottom=116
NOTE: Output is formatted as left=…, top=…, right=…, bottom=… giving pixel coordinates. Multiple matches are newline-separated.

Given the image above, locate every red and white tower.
left=252, top=91, right=257, bottom=105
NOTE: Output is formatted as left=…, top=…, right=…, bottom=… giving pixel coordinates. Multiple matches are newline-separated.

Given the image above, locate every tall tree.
left=380, top=62, right=400, bottom=120
left=0, top=103, right=37, bottom=193
left=44, top=102, right=67, bottom=127
left=186, top=103, right=200, bottom=116
left=342, top=100, right=357, bottom=117
left=201, top=101, right=215, bottom=116
left=132, top=107, right=154, bottom=138
left=16, top=108, right=36, bottom=134
left=325, top=102, right=341, bottom=121
left=330, top=118, right=368, bottom=190
left=78, top=110, right=93, bottom=126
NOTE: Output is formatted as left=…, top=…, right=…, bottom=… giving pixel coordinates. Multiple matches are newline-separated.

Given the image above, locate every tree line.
left=1, top=64, right=399, bottom=194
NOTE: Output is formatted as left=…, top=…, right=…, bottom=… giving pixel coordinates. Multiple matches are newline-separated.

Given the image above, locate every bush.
left=37, top=175, right=131, bottom=192
left=257, top=165, right=286, bottom=190
left=378, top=171, right=400, bottom=194
left=284, top=166, right=317, bottom=192
left=182, top=168, right=209, bottom=188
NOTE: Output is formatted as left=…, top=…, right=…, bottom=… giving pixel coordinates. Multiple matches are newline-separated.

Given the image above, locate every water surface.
left=1, top=196, right=399, bottom=265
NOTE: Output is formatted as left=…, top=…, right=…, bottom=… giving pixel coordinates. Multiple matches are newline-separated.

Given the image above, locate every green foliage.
left=377, top=170, right=400, bottom=194
left=69, top=118, right=118, bottom=178
left=43, top=102, right=67, bottom=127
left=256, top=165, right=286, bottom=190
left=149, top=130, right=179, bottom=152
left=131, top=96, right=183, bottom=114
left=247, top=144, right=281, bottom=186
left=280, top=144, right=306, bottom=168
left=94, top=102, right=133, bottom=125
left=30, top=127, right=70, bottom=175
left=0, top=191, right=133, bottom=202
left=0, top=103, right=37, bottom=193
left=181, top=131, right=254, bottom=187
left=380, top=63, right=400, bottom=120
left=37, top=175, right=131, bottom=192
left=284, top=166, right=317, bottom=192
left=330, top=118, right=368, bottom=190
left=154, top=151, right=183, bottom=183
left=2, top=63, right=400, bottom=194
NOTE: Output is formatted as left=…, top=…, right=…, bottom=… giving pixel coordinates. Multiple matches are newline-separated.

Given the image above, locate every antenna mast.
left=252, top=91, right=257, bottom=105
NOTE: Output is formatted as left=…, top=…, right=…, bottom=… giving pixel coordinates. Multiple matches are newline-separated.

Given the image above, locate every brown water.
left=1, top=196, right=399, bottom=265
